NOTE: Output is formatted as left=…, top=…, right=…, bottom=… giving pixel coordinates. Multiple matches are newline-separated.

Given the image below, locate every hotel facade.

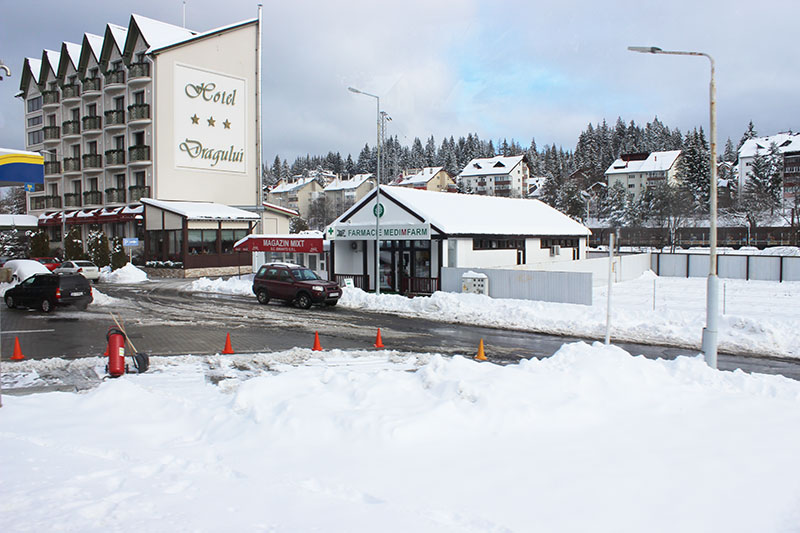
left=18, top=12, right=263, bottom=275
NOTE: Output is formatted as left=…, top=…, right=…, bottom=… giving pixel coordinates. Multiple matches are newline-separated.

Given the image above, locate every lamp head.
left=628, top=46, right=663, bottom=54
left=347, top=86, right=361, bottom=94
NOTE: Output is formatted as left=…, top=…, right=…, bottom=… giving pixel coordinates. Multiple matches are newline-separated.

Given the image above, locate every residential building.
left=395, top=167, right=455, bottom=192
left=261, top=201, right=299, bottom=234
left=457, top=155, right=530, bottom=197
left=18, top=12, right=263, bottom=274
left=326, top=186, right=590, bottom=295
left=604, top=150, right=682, bottom=200
left=323, top=173, right=374, bottom=214
left=737, top=132, right=800, bottom=200
left=266, top=177, right=324, bottom=219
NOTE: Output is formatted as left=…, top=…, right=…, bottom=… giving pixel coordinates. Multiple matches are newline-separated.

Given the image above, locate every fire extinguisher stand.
left=107, top=313, right=149, bottom=377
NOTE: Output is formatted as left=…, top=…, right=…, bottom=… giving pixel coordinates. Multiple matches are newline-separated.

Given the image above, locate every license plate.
left=329, top=292, right=339, bottom=297
left=70, top=291, right=84, bottom=297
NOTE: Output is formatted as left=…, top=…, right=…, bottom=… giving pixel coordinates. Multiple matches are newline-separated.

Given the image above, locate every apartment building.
left=604, top=150, right=682, bottom=200
left=737, top=132, right=800, bottom=200
left=323, top=173, right=374, bottom=213
left=457, top=155, right=530, bottom=197
left=18, top=13, right=262, bottom=271
left=394, top=167, right=455, bottom=192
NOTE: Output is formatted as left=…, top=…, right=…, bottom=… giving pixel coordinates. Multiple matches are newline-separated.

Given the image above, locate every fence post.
left=686, top=253, right=690, bottom=278
left=605, top=233, right=614, bottom=345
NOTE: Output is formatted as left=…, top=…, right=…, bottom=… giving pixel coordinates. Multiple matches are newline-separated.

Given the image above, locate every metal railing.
left=63, top=157, right=81, bottom=172
left=44, top=160, right=61, bottom=174
left=83, top=190, right=102, bottom=205
left=129, top=185, right=150, bottom=202
left=64, top=193, right=82, bottom=207
left=128, top=103, right=150, bottom=121
left=104, top=109, right=125, bottom=126
left=334, top=273, right=369, bottom=290
left=43, top=126, right=60, bottom=141
left=62, top=120, right=80, bottom=136
left=105, top=188, right=126, bottom=203
left=105, top=149, right=125, bottom=166
left=62, top=84, right=80, bottom=99
left=128, top=145, right=151, bottom=162
left=82, top=154, right=102, bottom=169
left=82, top=78, right=101, bottom=92
left=82, top=115, right=102, bottom=131
left=42, top=90, right=59, bottom=105
left=105, top=70, right=125, bottom=85
left=128, top=62, right=150, bottom=79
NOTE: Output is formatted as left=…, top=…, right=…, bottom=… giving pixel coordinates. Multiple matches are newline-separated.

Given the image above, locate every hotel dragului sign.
left=174, top=63, right=247, bottom=173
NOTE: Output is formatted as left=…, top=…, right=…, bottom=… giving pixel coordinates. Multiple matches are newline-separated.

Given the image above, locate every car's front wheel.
left=5, top=295, right=15, bottom=309
left=296, top=293, right=313, bottom=310
left=256, top=289, right=269, bottom=305
left=40, top=298, right=53, bottom=313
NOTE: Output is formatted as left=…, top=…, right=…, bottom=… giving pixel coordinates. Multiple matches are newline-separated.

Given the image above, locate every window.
left=27, top=115, right=42, bottom=127
left=540, top=238, right=579, bottom=248
left=114, top=96, right=124, bottom=110
left=48, top=183, right=58, bottom=196
left=27, top=96, right=42, bottom=112
left=86, top=103, right=97, bottom=116
left=132, top=131, right=145, bottom=146
left=88, top=177, right=98, bottom=191
left=71, top=144, right=81, bottom=157
left=72, top=180, right=82, bottom=194
left=27, top=130, right=44, bottom=145
left=115, top=173, right=125, bottom=189
left=86, top=141, right=98, bottom=154
left=473, top=238, right=524, bottom=250
left=133, top=90, right=145, bottom=105
left=114, top=135, right=125, bottom=150
left=133, top=171, right=145, bottom=187
left=221, top=229, right=248, bottom=254
left=187, top=229, right=217, bottom=255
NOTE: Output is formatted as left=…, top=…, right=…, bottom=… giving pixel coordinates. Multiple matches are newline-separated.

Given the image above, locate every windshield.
left=292, top=268, right=320, bottom=281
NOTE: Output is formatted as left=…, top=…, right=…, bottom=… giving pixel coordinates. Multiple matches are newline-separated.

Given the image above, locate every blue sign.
left=123, top=238, right=140, bottom=247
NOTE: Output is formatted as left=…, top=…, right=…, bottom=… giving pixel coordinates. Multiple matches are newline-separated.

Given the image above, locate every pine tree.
left=64, top=226, right=85, bottom=260
left=86, top=228, right=110, bottom=267
left=29, top=230, right=49, bottom=258
left=679, top=128, right=711, bottom=207
left=110, top=236, right=127, bottom=270
left=738, top=121, right=758, bottom=150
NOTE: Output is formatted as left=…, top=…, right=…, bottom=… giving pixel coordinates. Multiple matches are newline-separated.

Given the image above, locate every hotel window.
left=86, top=103, right=97, bottom=116
left=70, top=107, right=80, bottom=121
left=111, top=60, right=122, bottom=71
left=114, top=96, right=125, bottom=110
left=27, top=130, right=44, bottom=145
left=115, top=173, right=125, bottom=189
left=71, top=144, right=81, bottom=158
left=48, top=183, right=58, bottom=196
left=133, top=171, right=145, bottom=187
left=27, top=96, right=42, bottom=112
left=132, top=131, right=145, bottom=146
left=133, top=90, right=145, bottom=105
left=86, top=140, right=98, bottom=155
left=27, top=115, right=42, bottom=127
left=89, top=67, right=99, bottom=79
left=114, top=135, right=125, bottom=150
left=88, top=177, right=98, bottom=191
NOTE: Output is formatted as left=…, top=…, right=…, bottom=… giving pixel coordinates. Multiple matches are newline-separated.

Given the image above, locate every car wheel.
left=5, top=295, right=15, bottom=309
left=296, top=293, right=313, bottom=310
left=40, top=298, right=53, bottom=313
left=256, top=289, right=269, bottom=305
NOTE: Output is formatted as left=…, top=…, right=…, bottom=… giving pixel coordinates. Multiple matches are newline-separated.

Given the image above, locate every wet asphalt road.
left=2, top=280, right=799, bottom=381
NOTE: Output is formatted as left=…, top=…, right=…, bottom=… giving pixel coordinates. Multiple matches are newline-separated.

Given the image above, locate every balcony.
left=82, top=77, right=101, bottom=95
left=44, top=161, right=61, bottom=175
left=128, top=145, right=151, bottom=164
left=104, top=70, right=125, bottom=89
left=63, top=157, right=81, bottom=173
left=83, top=190, right=102, bottom=205
left=42, top=90, right=59, bottom=107
left=128, top=61, right=151, bottom=82
left=31, top=194, right=63, bottom=210
left=62, top=120, right=80, bottom=138
left=82, top=154, right=102, bottom=170
left=105, top=149, right=126, bottom=167
left=81, top=115, right=102, bottom=132
left=129, top=185, right=151, bottom=202
left=62, top=84, right=81, bottom=102
left=64, top=193, right=82, bottom=207
left=43, top=126, right=60, bottom=143
left=127, top=103, right=151, bottom=124
left=104, top=109, right=125, bottom=129
left=29, top=195, right=46, bottom=211
left=105, top=187, right=126, bottom=204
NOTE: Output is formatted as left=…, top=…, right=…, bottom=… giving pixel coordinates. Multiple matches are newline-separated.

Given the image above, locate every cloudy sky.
left=0, top=0, right=797, bottom=164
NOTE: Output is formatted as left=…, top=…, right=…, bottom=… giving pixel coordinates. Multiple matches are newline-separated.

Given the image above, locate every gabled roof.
left=739, top=133, right=800, bottom=159
left=149, top=18, right=257, bottom=55
left=77, top=33, right=104, bottom=76
left=18, top=57, right=41, bottom=93
left=99, top=23, right=128, bottom=71
left=56, top=42, right=82, bottom=81
left=333, top=186, right=590, bottom=237
left=397, top=167, right=445, bottom=186
left=605, top=150, right=681, bottom=175
left=123, top=14, right=196, bottom=62
left=141, top=198, right=259, bottom=221
left=262, top=201, right=300, bottom=217
left=458, top=155, right=526, bottom=178
left=324, top=173, right=373, bottom=192
left=38, top=49, right=60, bottom=87
left=269, top=177, right=318, bottom=194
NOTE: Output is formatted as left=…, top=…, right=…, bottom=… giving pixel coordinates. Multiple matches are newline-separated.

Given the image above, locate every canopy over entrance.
left=0, top=149, right=44, bottom=187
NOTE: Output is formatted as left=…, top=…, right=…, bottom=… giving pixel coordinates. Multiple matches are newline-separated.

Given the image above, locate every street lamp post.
left=628, top=45, right=718, bottom=368
left=348, top=86, right=382, bottom=294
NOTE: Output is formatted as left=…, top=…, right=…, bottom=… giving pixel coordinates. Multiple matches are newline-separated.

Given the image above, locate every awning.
left=38, top=205, right=144, bottom=226
left=0, top=149, right=44, bottom=187
left=234, top=234, right=323, bottom=253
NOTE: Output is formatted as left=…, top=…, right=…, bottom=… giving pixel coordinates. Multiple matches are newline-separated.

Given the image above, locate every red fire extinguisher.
left=106, top=327, right=126, bottom=378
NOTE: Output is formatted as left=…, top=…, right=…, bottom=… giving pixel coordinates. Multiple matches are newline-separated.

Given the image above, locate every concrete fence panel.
left=441, top=267, right=592, bottom=305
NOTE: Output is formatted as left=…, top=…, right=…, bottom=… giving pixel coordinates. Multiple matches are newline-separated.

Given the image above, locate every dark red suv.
left=252, top=263, right=341, bottom=309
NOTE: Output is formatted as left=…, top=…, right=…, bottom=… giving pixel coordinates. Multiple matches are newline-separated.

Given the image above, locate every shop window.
left=188, top=229, right=217, bottom=255
left=221, top=229, right=247, bottom=254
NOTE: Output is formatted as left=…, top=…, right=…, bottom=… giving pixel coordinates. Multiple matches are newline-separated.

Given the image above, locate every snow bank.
left=190, top=274, right=253, bottom=296
left=99, top=263, right=148, bottom=283
left=2, top=342, right=799, bottom=531
left=89, top=288, right=118, bottom=306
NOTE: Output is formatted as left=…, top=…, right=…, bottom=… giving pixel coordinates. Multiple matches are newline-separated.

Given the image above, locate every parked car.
left=31, top=257, right=62, bottom=271
left=252, top=263, right=341, bottom=309
left=53, top=260, right=101, bottom=282
left=4, top=273, right=93, bottom=312
left=4, top=259, right=51, bottom=283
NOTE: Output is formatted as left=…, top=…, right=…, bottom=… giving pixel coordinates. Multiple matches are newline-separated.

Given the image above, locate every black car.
left=252, top=263, right=341, bottom=309
left=5, top=273, right=93, bottom=312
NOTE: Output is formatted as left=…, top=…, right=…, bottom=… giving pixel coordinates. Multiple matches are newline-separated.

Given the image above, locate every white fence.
left=441, top=267, right=593, bottom=305
left=651, top=252, right=800, bottom=282
left=518, top=253, right=651, bottom=286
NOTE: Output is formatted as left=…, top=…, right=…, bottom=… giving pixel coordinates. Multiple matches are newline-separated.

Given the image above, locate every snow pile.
left=99, top=263, right=148, bottom=284
left=190, top=274, right=253, bottom=295
left=2, top=342, right=800, bottom=531
left=89, top=288, right=118, bottom=306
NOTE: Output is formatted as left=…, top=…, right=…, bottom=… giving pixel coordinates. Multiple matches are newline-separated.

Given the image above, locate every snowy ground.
left=3, top=265, right=800, bottom=531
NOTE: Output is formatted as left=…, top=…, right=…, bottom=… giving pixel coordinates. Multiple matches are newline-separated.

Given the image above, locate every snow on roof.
left=62, top=42, right=81, bottom=70
left=129, top=14, right=196, bottom=53
left=41, top=50, right=60, bottom=80
left=108, top=23, right=129, bottom=51
left=269, top=177, right=317, bottom=194
left=346, top=186, right=590, bottom=236
left=458, top=156, right=525, bottom=178
left=0, top=214, right=39, bottom=229
left=398, top=167, right=444, bottom=186
left=605, top=150, right=681, bottom=175
left=262, top=201, right=299, bottom=217
left=149, top=18, right=257, bottom=54
left=739, top=133, right=800, bottom=158
left=85, top=33, right=104, bottom=59
left=324, top=174, right=373, bottom=192
left=141, top=199, right=258, bottom=221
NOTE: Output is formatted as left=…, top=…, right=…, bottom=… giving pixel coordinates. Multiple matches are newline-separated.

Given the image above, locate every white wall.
left=514, top=252, right=652, bottom=285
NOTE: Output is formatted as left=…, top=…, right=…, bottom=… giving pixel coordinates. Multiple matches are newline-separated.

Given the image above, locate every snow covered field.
left=3, top=267, right=800, bottom=531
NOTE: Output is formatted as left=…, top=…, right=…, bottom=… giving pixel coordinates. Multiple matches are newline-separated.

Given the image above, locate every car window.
left=292, top=268, right=319, bottom=281
left=266, top=268, right=280, bottom=281
left=257, top=266, right=268, bottom=278
left=75, top=261, right=93, bottom=267
left=279, top=270, right=292, bottom=282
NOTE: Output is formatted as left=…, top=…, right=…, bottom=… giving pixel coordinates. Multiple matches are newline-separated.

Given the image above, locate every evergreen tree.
left=679, top=128, right=711, bottom=207
left=110, top=236, right=127, bottom=269
left=424, top=136, right=437, bottom=166
left=64, top=226, right=85, bottom=260
left=86, top=228, right=110, bottom=267
left=29, top=230, right=49, bottom=258
left=410, top=138, right=425, bottom=169
left=289, top=216, right=309, bottom=233
left=722, top=138, right=737, bottom=163
left=738, top=120, right=758, bottom=150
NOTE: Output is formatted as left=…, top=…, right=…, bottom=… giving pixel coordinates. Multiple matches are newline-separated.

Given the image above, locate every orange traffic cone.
left=222, top=333, right=234, bottom=354
left=312, top=331, right=323, bottom=351
left=11, top=336, right=25, bottom=360
left=475, top=338, right=487, bottom=361
left=374, top=328, right=385, bottom=349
